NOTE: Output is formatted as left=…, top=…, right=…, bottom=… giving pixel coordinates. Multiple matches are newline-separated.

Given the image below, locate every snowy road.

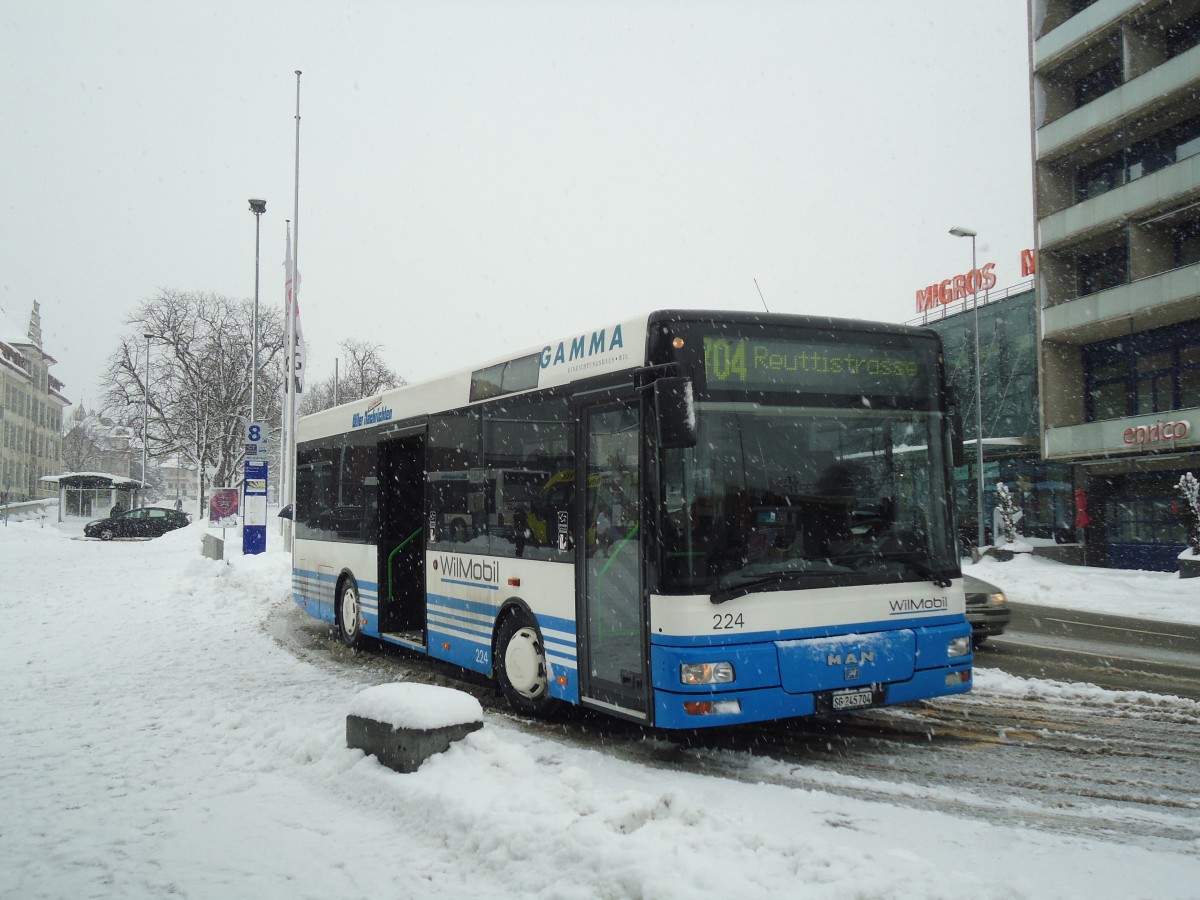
left=271, top=600, right=1200, bottom=851
left=6, top=520, right=1200, bottom=899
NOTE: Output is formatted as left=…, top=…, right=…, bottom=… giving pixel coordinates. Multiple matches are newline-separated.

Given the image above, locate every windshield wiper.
left=878, top=552, right=953, bottom=588
left=711, top=571, right=832, bottom=605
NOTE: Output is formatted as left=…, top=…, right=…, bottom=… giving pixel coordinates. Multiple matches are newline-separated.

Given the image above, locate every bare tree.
left=60, top=407, right=106, bottom=472
left=101, top=290, right=285, bottom=508
left=299, top=339, right=404, bottom=415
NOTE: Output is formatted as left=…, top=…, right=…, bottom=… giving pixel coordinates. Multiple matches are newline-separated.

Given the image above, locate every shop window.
left=1085, top=375, right=1127, bottom=422
left=1135, top=374, right=1173, bottom=415
left=1181, top=347, right=1200, bottom=407
left=1136, top=350, right=1172, bottom=379
left=1084, top=320, right=1200, bottom=421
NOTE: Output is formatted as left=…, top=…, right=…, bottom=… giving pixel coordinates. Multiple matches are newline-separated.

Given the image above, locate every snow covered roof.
left=41, top=472, right=145, bottom=489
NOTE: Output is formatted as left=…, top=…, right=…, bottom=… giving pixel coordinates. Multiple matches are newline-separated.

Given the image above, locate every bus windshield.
left=659, top=401, right=958, bottom=597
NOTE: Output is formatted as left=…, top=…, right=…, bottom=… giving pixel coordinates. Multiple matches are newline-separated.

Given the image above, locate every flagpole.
left=283, top=69, right=302, bottom=547
left=280, top=220, right=293, bottom=537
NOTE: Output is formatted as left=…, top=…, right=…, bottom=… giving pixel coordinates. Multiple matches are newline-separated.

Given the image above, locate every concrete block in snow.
left=346, top=682, right=483, bottom=773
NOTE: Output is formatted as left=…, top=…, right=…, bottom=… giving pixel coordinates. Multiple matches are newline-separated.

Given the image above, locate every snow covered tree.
left=1177, top=473, right=1200, bottom=556
left=995, top=481, right=1020, bottom=544
left=298, top=339, right=404, bottom=415
left=100, top=290, right=285, bottom=503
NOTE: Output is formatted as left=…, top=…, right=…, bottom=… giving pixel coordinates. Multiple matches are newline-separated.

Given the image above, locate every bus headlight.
left=680, top=662, right=735, bottom=685
left=947, top=635, right=972, bottom=658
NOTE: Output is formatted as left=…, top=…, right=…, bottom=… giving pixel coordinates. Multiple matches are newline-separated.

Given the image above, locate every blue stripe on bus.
left=428, top=592, right=498, bottom=616
left=438, top=577, right=500, bottom=591
left=531, top=611, right=575, bottom=636
left=293, top=570, right=580, bottom=695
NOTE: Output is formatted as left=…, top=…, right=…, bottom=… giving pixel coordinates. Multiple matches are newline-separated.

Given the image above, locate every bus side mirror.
left=655, top=376, right=697, bottom=450
left=277, top=504, right=293, bottom=520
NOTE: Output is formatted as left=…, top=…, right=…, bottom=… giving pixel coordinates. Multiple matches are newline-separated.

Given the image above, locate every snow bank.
left=967, top=552, right=1200, bottom=626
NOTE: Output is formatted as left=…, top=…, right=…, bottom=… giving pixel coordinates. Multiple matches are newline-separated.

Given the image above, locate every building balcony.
left=1039, top=153, right=1200, bottom=250
left=1042, top=261, right=1200, bottom=344
left=1034, top=0, right=1139, bottom=67
left=1036, top=42, right=1200, bottom=161
left=1044, top=405, right=1200, bottom=460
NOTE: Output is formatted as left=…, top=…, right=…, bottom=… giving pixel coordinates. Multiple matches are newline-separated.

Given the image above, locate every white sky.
left=1, top=1, right=1034, bottom=407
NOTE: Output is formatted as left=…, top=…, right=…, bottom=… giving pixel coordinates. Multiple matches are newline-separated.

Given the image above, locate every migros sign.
left=915, top=263, right=997, bottom=313
left=914, top=250, right=1036, bottom=313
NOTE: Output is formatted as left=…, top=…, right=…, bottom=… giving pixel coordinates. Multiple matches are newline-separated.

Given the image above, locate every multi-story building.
left=62, top=402, right=138, bottom=482
left=1030, top=0, right=1200, bottom=570
left=159, top=460, right=198, bottom=505
left=1, top=302, right=69, bottom=501
left=918, top=282, right=1076, bottom=550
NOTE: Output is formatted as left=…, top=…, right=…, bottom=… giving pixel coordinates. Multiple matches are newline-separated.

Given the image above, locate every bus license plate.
left=830, top=687, right=875, bottom=711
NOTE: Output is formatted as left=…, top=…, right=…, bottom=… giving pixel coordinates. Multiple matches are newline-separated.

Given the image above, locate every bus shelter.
left=41, top=473, right=145, bottom=522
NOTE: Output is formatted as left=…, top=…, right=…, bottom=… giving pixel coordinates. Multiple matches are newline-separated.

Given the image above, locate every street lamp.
left=949, top=225, right=986, bottom=551
left=142, top=332, right=152, bottom=505
left=248, top=199, right=266, bottom=425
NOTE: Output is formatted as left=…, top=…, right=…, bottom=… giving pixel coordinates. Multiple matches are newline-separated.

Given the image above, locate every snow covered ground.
left=2, top=517, right=1198, bottom=899
left=967, top=551, right=1200, bottom=626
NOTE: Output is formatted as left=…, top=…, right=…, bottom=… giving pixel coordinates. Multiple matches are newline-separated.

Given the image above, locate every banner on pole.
left=209, top=488, right=240, bottom=527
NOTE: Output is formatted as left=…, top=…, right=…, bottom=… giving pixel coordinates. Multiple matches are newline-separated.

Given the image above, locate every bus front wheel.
left=494, top=612, right=556, bottom=718
left=336, top=578, right=364, bottom=650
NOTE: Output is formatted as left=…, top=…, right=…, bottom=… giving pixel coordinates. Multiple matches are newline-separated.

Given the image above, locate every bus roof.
left=295, top=309, right=938, bottom=443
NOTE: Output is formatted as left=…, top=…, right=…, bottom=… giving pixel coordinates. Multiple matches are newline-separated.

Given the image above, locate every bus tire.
left=494, top=611, right=556, bottom=718
left=336, top=577, right=364, bottom=650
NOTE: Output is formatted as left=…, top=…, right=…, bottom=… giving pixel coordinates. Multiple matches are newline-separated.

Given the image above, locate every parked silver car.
left=964, top=573, right=1011, bottom=646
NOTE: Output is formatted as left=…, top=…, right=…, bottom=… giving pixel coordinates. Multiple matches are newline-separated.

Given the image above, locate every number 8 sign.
left=245, top=422, right=268, bottom=459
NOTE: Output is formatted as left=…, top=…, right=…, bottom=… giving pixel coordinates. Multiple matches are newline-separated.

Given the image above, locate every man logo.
left=826, top=651, right=875, bottom=666
left=844, top=667, right=860, bottom=680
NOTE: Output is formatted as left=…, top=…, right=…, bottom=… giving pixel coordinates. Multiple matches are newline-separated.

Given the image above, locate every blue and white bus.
left=290, top=310, right=972, bottom=729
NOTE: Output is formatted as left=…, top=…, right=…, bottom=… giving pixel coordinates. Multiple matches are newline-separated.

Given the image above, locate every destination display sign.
left=702, top=335, right=931, bottom=398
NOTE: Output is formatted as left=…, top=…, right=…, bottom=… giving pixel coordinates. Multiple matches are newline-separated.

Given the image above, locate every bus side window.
left=484, top=394, right=574, bottom=561
left=426, top=411, right=483, bottom=550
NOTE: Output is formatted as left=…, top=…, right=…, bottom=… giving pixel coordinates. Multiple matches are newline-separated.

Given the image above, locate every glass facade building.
left=922, top=287, right=1075, bottom=550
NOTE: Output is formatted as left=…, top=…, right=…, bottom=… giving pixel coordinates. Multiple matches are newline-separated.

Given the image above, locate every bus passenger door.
left=578, top=398, right=648, bottom=719
left=377, top=431, right=427, bottom=645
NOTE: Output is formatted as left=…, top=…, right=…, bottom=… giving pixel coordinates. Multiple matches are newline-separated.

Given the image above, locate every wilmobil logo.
left=351, top=396, right=393, bottom=429
left=439, top=555, right=500, bottom=588
left=888, top=595, right=950, bottom=616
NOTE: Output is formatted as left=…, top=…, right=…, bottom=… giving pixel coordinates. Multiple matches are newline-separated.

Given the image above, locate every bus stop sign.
left=242, top=458, right=268, bottom=555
